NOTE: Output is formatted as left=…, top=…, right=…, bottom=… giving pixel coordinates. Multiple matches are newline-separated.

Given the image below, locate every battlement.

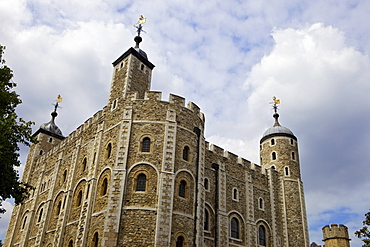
left=322, top=224, right=350, bottom=240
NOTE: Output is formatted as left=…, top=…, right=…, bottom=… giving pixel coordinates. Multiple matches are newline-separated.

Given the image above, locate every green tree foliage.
left=0, top=45, right=35, bottom=214
left=356, top=211, right=370, bottom=247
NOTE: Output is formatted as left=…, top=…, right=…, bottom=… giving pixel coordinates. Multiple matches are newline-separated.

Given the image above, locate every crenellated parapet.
left=322, top=224, right=350, bottom=240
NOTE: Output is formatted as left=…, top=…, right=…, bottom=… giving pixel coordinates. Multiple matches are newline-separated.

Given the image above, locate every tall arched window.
left=204, top=178, right=209, bottom=190
left=231, top=217, right=239, bottom=239
left=136, top=173, right=147, bottom=191
left=92, top=232, right=99, bottom=247
left=204, top=209, right=209, bottom=231
left=68, top=240, right=73, bottom=247
left=183, top=146, right=189, bottom=161
left=142, top=137, right=151, bottom=152
left=233, top=188, right=238, bottom=201
left=101, top=178, right=108, bottom=196
left=258, top=225, right=266, bottom=246
left=179, top=180, right=186, bottom=198
left=77, top=190, right=83, bottom=206
left=285, top=167, right=290, bottom=176
left=38, top=208, right=43, bottom=222
left=272, top=152, right=277, bottom=160
left=57, top=200, right=62, bottom=215
left=63, top=170, right=67, bottom=182
left=106, top=143, right=112, bottom=158
left=176, top=236, right=184, bottom=247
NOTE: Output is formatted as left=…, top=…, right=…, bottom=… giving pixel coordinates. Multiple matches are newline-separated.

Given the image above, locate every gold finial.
left=269, top=96, right=280, bottom=113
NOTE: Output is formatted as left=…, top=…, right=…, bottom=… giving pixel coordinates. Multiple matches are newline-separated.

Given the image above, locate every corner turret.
left=322, top=224, right=351, bottom=247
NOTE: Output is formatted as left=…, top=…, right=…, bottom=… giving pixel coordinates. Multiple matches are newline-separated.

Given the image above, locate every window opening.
left=204, top=178, right=209, bottom=190
left=272, top=152, right=277, bottom=160
left=285, top=167, right=290, bottom=176
left=271, top=139, right=275, bottom=145
left=204, top=209, right=209, bottom=231
left=68, top=240, right=73, bottom=247
left=38, top=208, right=43, bottom=222
left=292, top=151, right=295, bottom=160
left=77, top=190, right=83, bottom=206
left=82, top=157, right=87, bottom=171
left=101, top=178, right=108, bottom=195
left=142, top=137, right=151, bottom=152
left=57, top=201, right=62, bottom=215
left=259, top=225, right=266, bottom=246
left=93, top=232, right=99, bottom=247
left=231, top=217, right=239, bottom=239
left=179, top=180, right=186, bottom=198
left=22, top=216, right=27, bottom=229
left=106, top=143, right=112, bottom=158
left=136, top=173, right=146, bottom=191
left=176, top=236, right=184, bottom=247
left=233, top=188, right=238, bottom=200
left=183, top=146, right=189, bottom=161
left=259, top=198, right=264, bottom=210
left=49, top=137, right=53, bottom=143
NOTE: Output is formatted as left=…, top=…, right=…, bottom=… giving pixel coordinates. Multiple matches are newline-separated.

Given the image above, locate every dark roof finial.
left=133, top=15, right=146, bottom=48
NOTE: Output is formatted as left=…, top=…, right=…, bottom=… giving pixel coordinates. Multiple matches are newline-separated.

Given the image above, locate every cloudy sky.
left=1, top=0, right=370, bottom=245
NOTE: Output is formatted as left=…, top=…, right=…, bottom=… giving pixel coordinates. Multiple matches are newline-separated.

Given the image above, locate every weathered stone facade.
left=4, top=39, right=309, bottom=247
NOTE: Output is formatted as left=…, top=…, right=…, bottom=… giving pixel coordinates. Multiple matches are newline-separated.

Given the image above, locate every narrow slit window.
left=272, top=152, right=277, bottom=160
left=38, top=208, right=43, bottom=222
left=204, top=209, right=209, bottom=231
left=183, top=146, right=190, bottom=161
left=101, top=178, right=108, bottom=196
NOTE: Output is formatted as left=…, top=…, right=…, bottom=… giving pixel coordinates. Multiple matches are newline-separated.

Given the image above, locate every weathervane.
left=134, top=15, right=146, bottom=36
left=269, top=96, right=280, bottom=113
left=52, top=95, right=63, bottom=112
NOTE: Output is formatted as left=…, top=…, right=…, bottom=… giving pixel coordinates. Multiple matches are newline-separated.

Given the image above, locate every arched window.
left=68, top=240, right=73, bottom=247
left=231, top=217, right=239, bottom=239
left=92, top=232, right=99, bottom=247
left=82, top=157, right=87, bottom=171
left=292, top=151, right=295, bottom=160
left=136, top=173, right=146, bottom=191
left=179, top=180, right=186, bottom=198
left=106, top=143, right=112, bottom=158
left=259, top=198, right=264, bottom=210
left=77, top=190, right=83, bottom=206
left=204, top=209, right=209, bottom=231
left=142, top=137, right=151, bottom=152
left=285, top=167, right=290, bottom=176
left=183, top=146, right=189, bottom=161
left=176, top=236, right=184, bottom=247
left=38, top=208, right=43, bottom=222
left=22, top=216, right=27, bottom=229
left=233, top=188, right=238, bottom=201
left=204, top=178, right=209, bottom=190
left=258, top=225, right=266, bottom=246
left=272, top=152, right=277, bottom=160
left=101, top=178, right=108, bottom=196
left=271, top=139, right=275, bottom=145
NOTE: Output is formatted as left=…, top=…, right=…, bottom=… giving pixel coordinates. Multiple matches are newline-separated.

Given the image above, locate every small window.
left=204, top=178, right=209, bottom=191
left=57, top=201, right=62, bottom=215
left=285, top=167, right=290, bottom=176
left=271, top=165, right=276, bottom=169
left=233, top=188, right=238, bottom=201
left=39, top=150, right=43, bottom=155
left=106, top=143, right=112, bottom=158
left=92, top=232, right=99, bottom=247
left=271, top=139, right=275, bottom=145
left=291, top=138, right=294, bottom=145
left=176, top=236, right=184, bottom=247
left=231, top=217, right=239, bottom=239
left=140, top=64, right=145, bottom=71
left=82, top=157, right=87, bottom=171
left=183, top=146, right=190, bottom=161
left=77, top=191, right=83, bottom=206
left=38, top=208, right=43, bottom=222
left=258, top=225, right=266, bottom=246
left=179, top=180, right=186, bottom=198
left=142, top=137, right=151, bottom=152
left=136, top=173, right=147, bottom=191
left=292, top=152, right=295, bottom=160
left=272, top=152, right=277, bottom=160
left=49, top=137, right=53, bottom=143
left=68, top=240, right=73, bottom=247
left=22, top=216, right=27, bottom=229
left=86, top=184, right=90, bottom=199
left=101, top=178, right=108, bottom=196
left=63, top=170, right=67, bottom=182
left=112, top=99, right=117, bottom=109
left=204, top=208, right=209, bottom=231
left=259, top=198, right=264, bottom=210
left=93, top=152, right=96, bottom=164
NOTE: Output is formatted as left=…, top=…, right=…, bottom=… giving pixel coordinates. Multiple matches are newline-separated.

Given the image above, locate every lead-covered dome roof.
left=260, top=113, right=296, bottom=143
left=40, top=111, right=63, bottom=136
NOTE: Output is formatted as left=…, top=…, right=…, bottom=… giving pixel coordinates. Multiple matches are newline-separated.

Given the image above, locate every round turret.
left=260, top=112, right=300, bottom=179
left=40, top=111, right=63, bottom=137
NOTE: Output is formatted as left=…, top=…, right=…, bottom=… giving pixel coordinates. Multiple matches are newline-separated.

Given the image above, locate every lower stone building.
left=4, top=32, right=309, bottom=246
